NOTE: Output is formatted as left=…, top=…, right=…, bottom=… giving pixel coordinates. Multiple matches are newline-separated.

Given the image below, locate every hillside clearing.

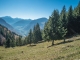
left=0, top=36, right=80, bottom=60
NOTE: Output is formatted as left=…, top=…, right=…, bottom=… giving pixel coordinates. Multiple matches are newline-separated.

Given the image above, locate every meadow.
left=0, top=36, right=80, bottom=60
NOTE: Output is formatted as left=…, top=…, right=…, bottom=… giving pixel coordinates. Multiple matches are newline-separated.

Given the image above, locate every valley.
left=1, top=16, right=48, bottom=36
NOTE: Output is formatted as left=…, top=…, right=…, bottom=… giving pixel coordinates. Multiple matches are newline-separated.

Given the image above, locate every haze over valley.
left=0, top=16, right=48, bottom=36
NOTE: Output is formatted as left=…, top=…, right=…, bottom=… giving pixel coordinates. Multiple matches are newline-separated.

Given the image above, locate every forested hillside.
left=0, top=24, right=22, bottom=47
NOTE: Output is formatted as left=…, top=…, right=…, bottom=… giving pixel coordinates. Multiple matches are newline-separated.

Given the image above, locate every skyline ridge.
left=0, top=16, right=48, bottom=20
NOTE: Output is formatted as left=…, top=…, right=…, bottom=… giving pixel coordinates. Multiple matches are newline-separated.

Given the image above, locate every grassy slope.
left=0, top=36, right=80, bottom=60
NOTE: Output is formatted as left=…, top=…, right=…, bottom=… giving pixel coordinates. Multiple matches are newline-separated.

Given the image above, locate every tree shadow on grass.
left=76, top=38, right=80, bottom=41
left=37, top=40, right=45, bottom=43
left=47, top=40, right=74, bottom=48
left=55, top=40, right=74, bottom=45
left=27, top=44, right=36, bottom=47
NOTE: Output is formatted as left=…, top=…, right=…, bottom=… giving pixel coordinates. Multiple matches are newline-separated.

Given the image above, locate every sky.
left=0, top=0, right=79, bottom=19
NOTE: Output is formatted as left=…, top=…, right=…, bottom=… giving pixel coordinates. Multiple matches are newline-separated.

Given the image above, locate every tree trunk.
left=52, top=40, right=54, bottom=46
left=64, top=37, right=65, bottom=43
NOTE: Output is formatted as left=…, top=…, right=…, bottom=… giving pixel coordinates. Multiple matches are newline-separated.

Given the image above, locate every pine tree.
left=5, top=37, right=11, bottom=48
left=42, top=22, right=50, bottom=42
left=35, top=23, right=42, bottom=41
left=71, top=1, right=80, bottom=34
left=27, top=29, right=33, bottom=45
left=33, top=25, right=37, bottom=43
left=76, top=1, right=80, bottom=16
left=33, top=23, right=42, bottom=44
left=11, top=34, right=16, bottom=47
left=11, top=39, right=16, bottom=47
left=60, top=5, right=67, bottom=42
left=60, top=5, right=67, bottom=28
left=16, top=38, right=19, bottom=46
left=23, top=38, right=27, bottom=45
left=43, top=10, right=60, bottom=45
left=43, top=9, right=67, bottom=45
left=19, top=36, right=22, bottom=46
left=67, top=5, right=75, bottom=35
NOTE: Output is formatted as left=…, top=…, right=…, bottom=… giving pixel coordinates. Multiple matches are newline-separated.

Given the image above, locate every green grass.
left=0, top=36, right=80, bottom=60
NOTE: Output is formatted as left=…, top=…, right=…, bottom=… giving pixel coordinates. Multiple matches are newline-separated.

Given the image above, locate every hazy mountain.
left=0, top=18, right=14, bottom=31
left=12, top=17, right=48, bottom=35
left=1, top=16, right=21, bottom=25
left=23, top=18, right=48, bottom=35
left=0, top=18, right=21, bottom=35
left=12, top=19, right=32, bottom=27
left=24, top=18, right=48, bottom=30
left=0, top=16, right=48, bottom=36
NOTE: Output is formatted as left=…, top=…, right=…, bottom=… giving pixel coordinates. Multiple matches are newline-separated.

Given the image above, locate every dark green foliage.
left=33, top=23, right=42, bottom=43
left=42, top=1, right=80, bottom=45
left=18, top=36, right=23, bottom=46
left=42, top=22, right=50, bottom=42
left=23, top=37, right=27, bottom=45
left=67, top=5, right=75, bottom=36
left=27, top=29, right=33, bottom=45
left=60, top=5, right=67, bottom=28
left=60, top=5, right=67, bottom=42
left=66, top=1, right=80, bottom=36
left=5, top=37, right=11, bottom=48
left=0, top=24, right=21, bottom=47
left=43, top=9, right=67, bottom=45
left=11, top=39, right=16, bottom=47
left=36, top=23, right=42, bottom=41
left=10, top=34, right=16, bottom=47
left=26, top=23, right=42, bottom=45
left=16, top=38, right=19, bottom=46
left=33, top=25, right=38, bottom=43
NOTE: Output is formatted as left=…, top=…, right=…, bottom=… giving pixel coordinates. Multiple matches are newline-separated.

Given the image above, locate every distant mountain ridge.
left=1, top=16, right=48, bottom=36
left=0, top=18, right=14, bottom=31
left=12, top=19, right=32, bottom=27
left=24, top=18, right=48, bottom=30
left=0, top=18, right=21, bottom=35
left=1, top=16, right=23, bottom=25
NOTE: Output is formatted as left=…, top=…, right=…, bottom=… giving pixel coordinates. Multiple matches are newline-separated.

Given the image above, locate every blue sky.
left=0, top=0, right=79, bottom=19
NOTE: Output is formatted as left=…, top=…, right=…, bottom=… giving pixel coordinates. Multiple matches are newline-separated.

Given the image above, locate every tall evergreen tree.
left=18, top=36, right=22, bottom=46
left=11, top=39, right=16, bottom=47
left=27, top=29, right=33, bottom=45
left=60, top=5, right=67, bottom=42
left=60, top=5, right=67, bottom=28
left=33, top=25, right=37, bottom=43
left=11, top=34, right=16, bottom=47
left=67, top=5, right=75, bottom=35
left=23, top=38, right=27, bottom=45
left=43, top=9, right=67, bottom=45
left=33, top=23, right=42, bottom=43
left=72, top=1, right=80, bottom=34
left=43, top=10, right=60, bottom=45
left=42, top=22, right=50, bottom=42
left=16, top=38, right=19, bottom=46
left=5, top=37, right=11, bottom=48
left=36, top=23, right=42, bottom=41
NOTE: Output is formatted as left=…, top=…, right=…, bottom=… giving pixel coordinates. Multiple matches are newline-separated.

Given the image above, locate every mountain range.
left=0, top=18, right=14, bottom=32
left=0, top=16, right=48, bottom=36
